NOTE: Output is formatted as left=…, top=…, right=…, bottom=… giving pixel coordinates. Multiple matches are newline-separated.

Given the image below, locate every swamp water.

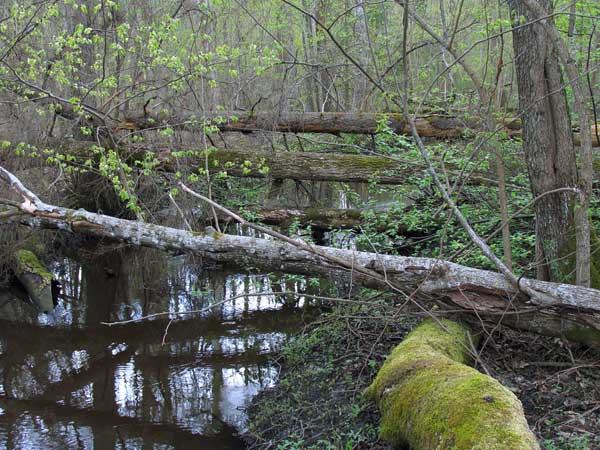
left=0, top=247, right=318, bottom=449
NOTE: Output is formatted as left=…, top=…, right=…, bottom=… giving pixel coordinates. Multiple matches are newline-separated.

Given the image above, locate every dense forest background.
left=2, top=0, right=600, bottom=277
left=1, top=1, right=600, bottom=449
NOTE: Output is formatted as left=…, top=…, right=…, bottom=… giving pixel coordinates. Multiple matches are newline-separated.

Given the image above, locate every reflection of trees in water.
left=0, top=247, right=312, bottom=448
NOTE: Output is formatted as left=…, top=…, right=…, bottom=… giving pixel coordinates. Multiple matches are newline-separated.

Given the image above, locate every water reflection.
left=0, top=247, right=317, bottom=449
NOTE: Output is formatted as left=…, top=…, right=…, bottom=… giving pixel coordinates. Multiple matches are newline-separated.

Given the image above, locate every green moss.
left=365, top=319, right=539, bottom=450
left=556, top=225, right=600, bottom=289
left=561, top=324, right=600, bottom=348
left=14, top=249, right=54, bottom=312
left=365, top=319, right=474, bottom=401
left=15, top=249, right=53, bottom=281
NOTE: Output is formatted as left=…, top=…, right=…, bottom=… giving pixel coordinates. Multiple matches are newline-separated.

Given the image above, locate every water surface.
left=0, top=247, right=316, bottom=449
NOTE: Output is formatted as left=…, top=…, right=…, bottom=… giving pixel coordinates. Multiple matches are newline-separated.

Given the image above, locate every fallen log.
left=13, top=249, right=55, bottom=313
left=119, top=110, right=600, bottom=146
left=5, top=139, right=505, bottom=186
left=183, top=148, right=411, bottom=184
left=245, top=207, right=366, bottom=229
left=11, top=138, right=600, bottom=191
left=1, top=165, right=600, bottom=346
left=365, top=319, right=539, bottom=450
left=121, top=111, right=490, bottom=138
left=214, top=207, right=417, bottom=232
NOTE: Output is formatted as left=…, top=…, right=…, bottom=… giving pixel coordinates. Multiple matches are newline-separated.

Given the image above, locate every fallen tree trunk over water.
left=1, top=165, right=600, bottom=346
left=365, top=319, right=539, bottom=449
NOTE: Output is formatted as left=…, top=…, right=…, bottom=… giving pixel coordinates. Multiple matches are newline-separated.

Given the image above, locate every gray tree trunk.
left=2, top=163, right=600, bottom=347
left=510, top=0, right=578, bottom=282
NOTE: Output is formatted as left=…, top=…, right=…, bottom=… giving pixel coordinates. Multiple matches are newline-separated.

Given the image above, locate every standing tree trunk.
left=510, top=0, right=579, bottom=283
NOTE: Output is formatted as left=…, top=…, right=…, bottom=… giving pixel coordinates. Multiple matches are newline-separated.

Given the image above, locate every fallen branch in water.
left=101, top=290, right=363, bottom=326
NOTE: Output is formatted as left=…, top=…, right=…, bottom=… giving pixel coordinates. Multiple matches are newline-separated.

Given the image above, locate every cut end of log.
left=365, top=319, right=540, bottom=450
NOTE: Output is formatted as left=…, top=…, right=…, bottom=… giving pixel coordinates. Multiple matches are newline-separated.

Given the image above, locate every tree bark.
left=117, top=110, right=600, bottom=146
left=519, top=0, right=595, bottom=288
left=510, top=1, right=579, bottom=283
left=2, top=165, right=600, bottom=347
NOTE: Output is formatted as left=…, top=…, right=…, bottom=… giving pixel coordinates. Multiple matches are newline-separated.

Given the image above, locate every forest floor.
left=244, top=296, right=600, bottom=450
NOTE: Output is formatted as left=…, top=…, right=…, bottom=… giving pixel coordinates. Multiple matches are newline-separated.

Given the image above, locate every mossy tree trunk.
left=365, top=319, right=540, bottom=450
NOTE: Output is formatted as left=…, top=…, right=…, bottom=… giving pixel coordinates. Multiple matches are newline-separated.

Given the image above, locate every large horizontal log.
left=192, top=148, right=410, bottom=184
left=119, top=111, right=600, bottom=146
left=10, top=139, right=501, bottom=186
left=1, top=139, right=414, bottom=185
left=1, top=165, right=599, bottom=347
left=122, top=111, right=488, bottom=138
left=7, top=139, right=600, bottom=188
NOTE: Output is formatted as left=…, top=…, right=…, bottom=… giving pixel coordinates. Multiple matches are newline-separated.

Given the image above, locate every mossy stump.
left=14, top=249, right=54, bottom=313
left=365, top=319, right=539, bottom=450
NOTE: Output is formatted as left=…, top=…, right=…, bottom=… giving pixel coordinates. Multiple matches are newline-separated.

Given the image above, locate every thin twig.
left=101, top=291, right=376, bottom=326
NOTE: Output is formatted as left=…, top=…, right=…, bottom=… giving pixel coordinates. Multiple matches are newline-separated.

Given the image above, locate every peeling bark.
left=1, top=165, right=600, bottom=346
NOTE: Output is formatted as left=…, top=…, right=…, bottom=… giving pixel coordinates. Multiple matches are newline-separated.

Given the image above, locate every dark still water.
left=0, top=247, right=317, bottom=449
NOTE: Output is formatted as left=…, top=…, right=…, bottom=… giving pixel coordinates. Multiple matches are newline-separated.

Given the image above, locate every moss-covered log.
left=365, top=319, right=539, bottom=450
left=164, top=148, right=415, bottom=184
left=14, top=249, right=54, bottom=313
left=9, top=139, right=600, bottom=188
left=5, top=140, right=414, bottom=185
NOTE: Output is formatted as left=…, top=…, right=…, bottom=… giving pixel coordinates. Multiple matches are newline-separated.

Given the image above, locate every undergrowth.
left=245, top=294, right=418, bottom=450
